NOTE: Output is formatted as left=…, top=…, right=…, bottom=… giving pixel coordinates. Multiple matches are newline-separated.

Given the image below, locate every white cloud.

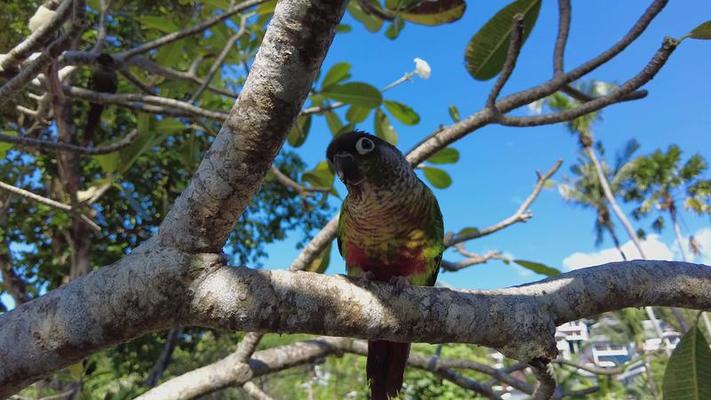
left=562, top=234, right=674, bottom=270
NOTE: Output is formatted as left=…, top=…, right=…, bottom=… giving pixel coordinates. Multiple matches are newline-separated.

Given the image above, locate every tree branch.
left=0, top=129, right=138, bottom=155
left=270, top=166, right=331, bottom=196
left=0, top=180, right=100, bottom=233
left=118, top=0, right=265, bottom=60
left=0, top=0, right=74, bottom=71
left=553, top=0, right=571, bottom=76
left=1, top=256, right=709, bottom=396
left=445, top=160, right=562, bottom=247
left=242, top=382, right=274, bottom=400
left=156, top=0, right=348, bottom=253
left=487, top=14, right=525, bottom=110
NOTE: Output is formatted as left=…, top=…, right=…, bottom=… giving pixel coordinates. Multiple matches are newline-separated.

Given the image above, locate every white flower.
left=413, top=57, right=431, bottom=80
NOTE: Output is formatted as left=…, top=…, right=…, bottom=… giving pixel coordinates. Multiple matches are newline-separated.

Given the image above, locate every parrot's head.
left=326, top=130, right=411, bottom=193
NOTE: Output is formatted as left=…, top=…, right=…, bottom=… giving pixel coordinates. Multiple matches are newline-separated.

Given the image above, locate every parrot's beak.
left=332, top=152, right=363, bottom=186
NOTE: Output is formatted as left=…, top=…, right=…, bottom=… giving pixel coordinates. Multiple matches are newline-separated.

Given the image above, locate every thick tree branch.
left=1, top=257, right=709, bottom=396
left=157, top=0, right=348, bottom=253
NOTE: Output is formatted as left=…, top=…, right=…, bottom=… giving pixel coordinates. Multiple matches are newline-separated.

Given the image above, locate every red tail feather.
left=367, top=340, right=410, bottom=400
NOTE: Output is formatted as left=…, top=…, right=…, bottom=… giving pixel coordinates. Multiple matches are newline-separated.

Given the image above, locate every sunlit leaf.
left=513, top=259, right=561, bottom=276
left=689, top=20, right=711, bottom=40
left=393, top=0, right=466, bottom=26
left=322, top=82, right=382, bottom=108
left=304, top=241, right=333, bottom=274
left=422, top=166, right=452, bottom=189
left=448, top=105, right=461, bottom=122
left=465, top=0, right=541, bottom=80
left=287, top=114, right=312, bottom=147
left=321, top=62, right=352, bottom=90
left=663, top=326, right=711, bottom=399
left=427, top=147, right=460, bottom=164
left=375, top=108, right=398, bottom=145
left=384, top=100, right=420, bottom=125
left=346, top=105, right=371, bottom=124
left=324, top=111, right=344, bottom=136
left=347, top=1, right=383, bottom=33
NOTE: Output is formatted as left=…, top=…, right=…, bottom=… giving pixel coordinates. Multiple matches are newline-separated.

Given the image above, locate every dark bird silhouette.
left=83, top=53, right=118, bottom=145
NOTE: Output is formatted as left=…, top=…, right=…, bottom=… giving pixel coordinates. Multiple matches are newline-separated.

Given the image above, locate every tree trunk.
left=583, top=143, right=670, bottom=354
left=604, top=222, right=627, bottom=260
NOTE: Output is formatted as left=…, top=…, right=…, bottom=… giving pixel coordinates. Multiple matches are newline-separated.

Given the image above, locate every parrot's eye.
left=355, top=137, right=375, bottom=155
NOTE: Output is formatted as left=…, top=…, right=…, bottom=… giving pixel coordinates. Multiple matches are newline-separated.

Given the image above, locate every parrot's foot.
left=360, top=271, right=376, bottom=282
left=389, top=275, right=410, bottom=292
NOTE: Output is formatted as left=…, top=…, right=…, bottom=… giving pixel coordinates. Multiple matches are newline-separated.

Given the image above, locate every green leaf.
left=689, top=20, right=711, bottom=40
left=336, top=24, right=352, bottom=33
left=346, top=105, right=371, bottom=124
left=663, top=326, right=711, bottom=399
left=287, top=114, right=312, bottom=147
left=304, top=241, right=332, bottom=274
left=448, top=105, right=461, bottom=122
left=385, top=18, right=405, bottom=40
left=465, top=0, right=542, bottom=80
left=394, top=0, right=466, bottom=26
left=513, top=259, right=561, bottom=277
left=347, top=1, right=384, bottom=33
left=375, top=108, right=398, bottom=145
left=384, top=100, right=420, bottom=125
left=457, top=227, right=480, bottom=237
left=324, top=111, right=344, bottom=136
left=422, top=166, right=452, bottom=189
left=138, top=16, right=179, bottom=33
left=321, top=62, right=352, bottom=90
left=427, top=147, right=460, bottom=164
left=321, top=82, right=383, bottom=109
left=0, top=130, right=17, bottom=158
left=303, top=161, right=334, bottom=190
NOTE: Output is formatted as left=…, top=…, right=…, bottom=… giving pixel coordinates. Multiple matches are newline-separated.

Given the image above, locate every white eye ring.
left=355, top=137, right=375, bottom=155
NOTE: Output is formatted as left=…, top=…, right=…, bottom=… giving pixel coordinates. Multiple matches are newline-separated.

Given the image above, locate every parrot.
left=83, top=53, right=118, bottom=145
left=326, top=130, right=444, bottom=400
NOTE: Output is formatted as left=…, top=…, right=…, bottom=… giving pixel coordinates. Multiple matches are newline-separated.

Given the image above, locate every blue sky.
left=261, top=0, right=711, bottom=289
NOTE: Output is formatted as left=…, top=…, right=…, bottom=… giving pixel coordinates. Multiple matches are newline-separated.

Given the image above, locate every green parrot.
left=327, top=131, right=444, bottom=400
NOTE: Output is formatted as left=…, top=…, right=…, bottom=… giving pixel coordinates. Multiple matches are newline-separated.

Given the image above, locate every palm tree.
left=559, top=141, right=642, bottom=260
left=543, top=83, right=671, bottom=349
left=624, top=145, right=711, bottom=334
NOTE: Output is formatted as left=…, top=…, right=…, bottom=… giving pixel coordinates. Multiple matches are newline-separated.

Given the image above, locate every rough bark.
left=157, top=0, right=348, bottom=253
left=1, top=257, right=709, bottom=396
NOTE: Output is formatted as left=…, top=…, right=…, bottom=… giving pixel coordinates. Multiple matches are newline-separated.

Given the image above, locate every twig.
left=91, top=0, right=113, bottom=54
left=190, top=16, right=249, bottom=103
left=145, top=329, right=182, bottom=387
left=445, top=160, right=562, bottom=247
left=119, top=0, right=265, bottom=59
left=62, top=86, right=229, bottom=120
left=270, top=166, right=330, bottom=195
left=0, top=181, right=100, bottom=233
left=553, top=0, right=571, bottom=76
left=441, top=249, right=504, bottom=272
left=499, top=38, right=678, bottom=127
left=118, top=69, right=157, bottom=95
left=242, top=382, right=273, bottom=400
left=0, top=129, right=138, bottom=155
left=487, top=14, right=525, bottom=110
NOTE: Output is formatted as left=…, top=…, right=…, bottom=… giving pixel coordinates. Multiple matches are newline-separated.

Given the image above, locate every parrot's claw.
left=389, top=275, right=410, bottom=292
left=360, top=271, right=376, bottom=282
